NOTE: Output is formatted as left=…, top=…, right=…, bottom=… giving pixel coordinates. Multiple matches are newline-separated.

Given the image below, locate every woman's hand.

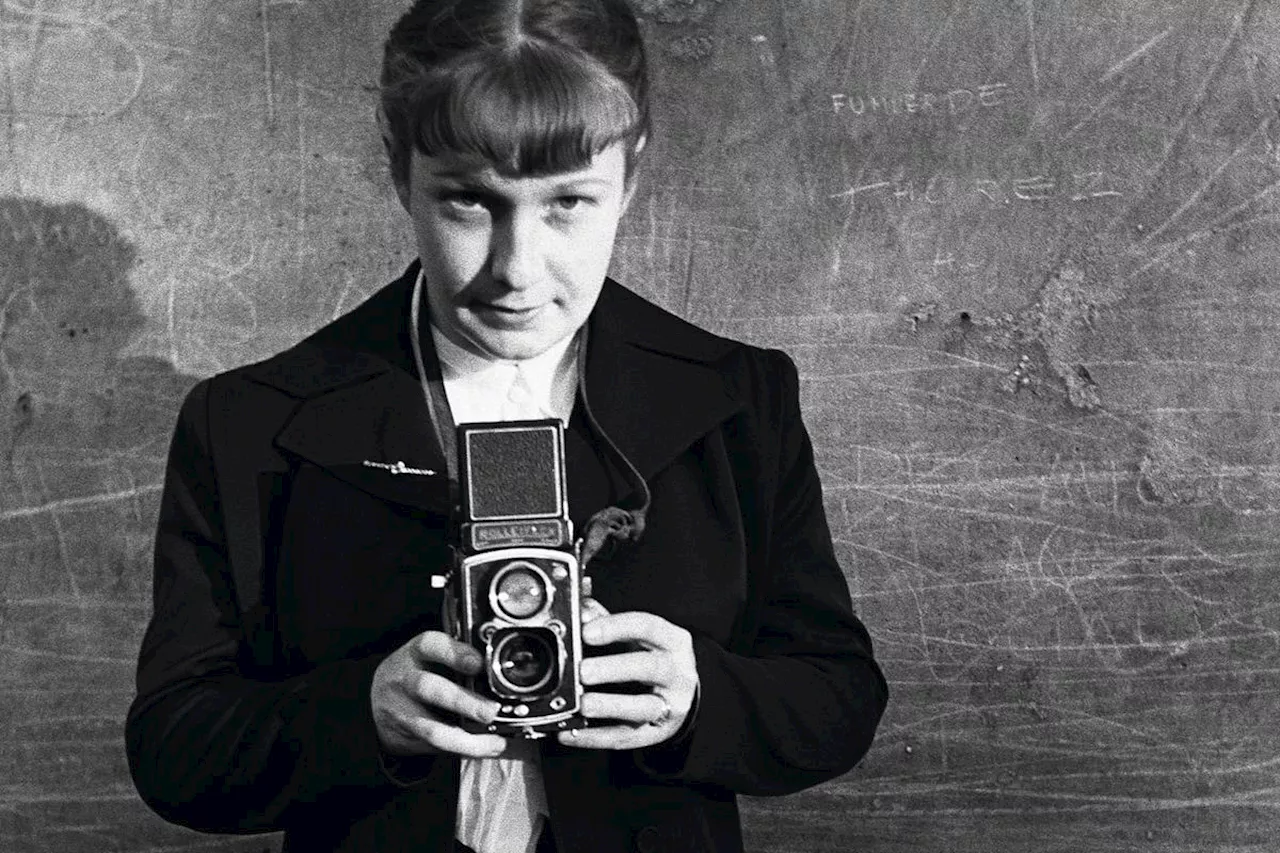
left=371, top=631, right=510, bottom=758
left=557, top=599, right=700, bottom=750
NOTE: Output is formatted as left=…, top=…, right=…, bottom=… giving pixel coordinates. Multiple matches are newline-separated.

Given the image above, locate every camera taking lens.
left=491, top=629, right=558, bottom=695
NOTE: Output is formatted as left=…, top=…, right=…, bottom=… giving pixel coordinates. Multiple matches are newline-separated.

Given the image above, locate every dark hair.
left=380, top=0, right=651, bottom=185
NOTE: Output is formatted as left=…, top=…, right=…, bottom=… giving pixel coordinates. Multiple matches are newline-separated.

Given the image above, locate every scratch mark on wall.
left=910, top=0, right=960, bottom=91
left=6, top=596, right=151, bottom=608
left=0, top=792, right=140, bottom=804
left=1061, top=85, right=1126, bottom=140
left=837, top=0, right=866, bottom=84
left=330, top=273, right=357, bottom=321
left=28, top=458, right=81, bottom=603
left=0, top=645, right=133, bottom=665
left=1107, top=0, right=1259, bottom=236
left=849, top=553, right=1258, bottom=602
left=842, top=484, right=1143, bottom=542
left=682, top=218, right=697, bottom=317
left=829, top=180, right=894, bottom=200
left=1020, top=0, right=1039, bottom=97
left=0, top=14, right=18, bottom=193
left=18, top=0, right=45, bottom=96
left=1125, top=176, right=1280, bottom=283
left=296, top=79, right=307, bottom=258
left=0, top=1, right=146, bottom=121
left=876, top=628, right=1278, bottom=656
left=1242, top=52, right=1278, bottom=157
left=889, top=662, right=1280, bottom=687
left=886, top=702, right=1164, bottom=742
left=259, top=0, right=276, bottom=127
left=165, top=272, right=177, bottom=367
left=1100, top=28, right=1172, bottom=83
left=0, top=484, right=163, bottom=522
left=1139, top=116, right=1274, bottom=245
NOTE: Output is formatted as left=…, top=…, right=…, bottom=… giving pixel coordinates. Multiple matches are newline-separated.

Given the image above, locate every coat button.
left=634, top=825, right=661, bottom=853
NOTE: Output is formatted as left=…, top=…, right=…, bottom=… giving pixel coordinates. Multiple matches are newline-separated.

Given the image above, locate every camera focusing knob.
left=582, top=576, right=593, bottom=598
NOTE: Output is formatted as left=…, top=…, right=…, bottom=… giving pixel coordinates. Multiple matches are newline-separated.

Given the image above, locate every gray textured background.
left=3, top=0, right=1280, bottom=850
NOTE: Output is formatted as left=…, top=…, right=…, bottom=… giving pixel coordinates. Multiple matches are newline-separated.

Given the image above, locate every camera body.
left=440, top=419, right=588, bottom=739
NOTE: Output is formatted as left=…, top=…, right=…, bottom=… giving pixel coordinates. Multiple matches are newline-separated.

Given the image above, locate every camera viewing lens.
left=491, top=630, right=556, bottom=694
left=493, top=563, right=548, bottom=620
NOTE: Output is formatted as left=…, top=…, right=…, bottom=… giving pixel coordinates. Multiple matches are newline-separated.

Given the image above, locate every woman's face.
left=397, top=143, right=635, bottom=362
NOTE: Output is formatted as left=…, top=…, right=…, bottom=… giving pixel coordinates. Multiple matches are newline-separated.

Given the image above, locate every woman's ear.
left=377, top=105, right=412, bottom=211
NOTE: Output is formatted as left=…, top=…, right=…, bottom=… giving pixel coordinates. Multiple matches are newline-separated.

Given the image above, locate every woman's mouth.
left=474, top=302, right=546, bottom=327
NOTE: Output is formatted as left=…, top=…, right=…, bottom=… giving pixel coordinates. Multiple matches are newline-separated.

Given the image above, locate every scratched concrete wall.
left=2, top=0, right=1279, bottom=851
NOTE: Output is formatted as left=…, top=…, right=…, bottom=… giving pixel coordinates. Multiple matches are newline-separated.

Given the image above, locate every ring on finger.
left=647, top=695, right=673, bottom=727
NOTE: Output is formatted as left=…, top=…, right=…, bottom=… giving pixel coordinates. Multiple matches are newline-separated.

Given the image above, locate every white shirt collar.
left=425, top=296, right=580, bottom=424
left=430, top=321, right=577, bottom=390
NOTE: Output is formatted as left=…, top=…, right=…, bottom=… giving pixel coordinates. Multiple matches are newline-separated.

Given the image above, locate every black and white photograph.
left=1, top=1, right=1277, bottom=851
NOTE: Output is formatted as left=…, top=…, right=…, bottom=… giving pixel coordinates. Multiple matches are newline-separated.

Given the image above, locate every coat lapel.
left=243, top=265, right=454, bottom=518
left=583, top=282, right=744, bottom=494
left=272, top=366, right=454, bottom=517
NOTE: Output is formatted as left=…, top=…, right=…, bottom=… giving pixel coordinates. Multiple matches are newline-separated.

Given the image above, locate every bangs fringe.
left=406, top=40, right=641, bottom=176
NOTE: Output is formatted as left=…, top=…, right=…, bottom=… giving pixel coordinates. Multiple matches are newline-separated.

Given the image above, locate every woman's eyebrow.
left=425, top=166, right=613, bottom=194
left=429, top=169, right=499, bottom=187
left=550, top=177, right=612, bottom=192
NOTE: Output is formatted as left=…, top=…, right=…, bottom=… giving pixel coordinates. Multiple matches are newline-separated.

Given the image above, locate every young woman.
left=126, top=2, right=887, bottom=851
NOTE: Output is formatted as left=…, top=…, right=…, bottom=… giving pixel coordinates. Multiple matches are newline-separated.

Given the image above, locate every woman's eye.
left=441, top=193, right=489, bottom=216
left=553, top=195, right=590, bottom=212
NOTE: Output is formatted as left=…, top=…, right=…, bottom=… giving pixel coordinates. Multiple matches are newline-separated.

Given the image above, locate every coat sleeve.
left=636, top=349, right=888, bottom=796
left=125, top=380, right=430, bottom=834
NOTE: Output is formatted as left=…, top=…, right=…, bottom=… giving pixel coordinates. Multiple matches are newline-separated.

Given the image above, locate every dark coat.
left=126, top=264, right=887, bottom=853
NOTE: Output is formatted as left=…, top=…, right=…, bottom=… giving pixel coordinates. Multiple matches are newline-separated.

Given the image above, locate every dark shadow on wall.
left=0, top=197, right=270, bottom=851
left=0, top=197, right=194, bottom=466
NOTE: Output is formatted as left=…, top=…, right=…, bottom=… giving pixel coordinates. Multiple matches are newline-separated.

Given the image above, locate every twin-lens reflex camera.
left=433, top=419, right=590, bottom=739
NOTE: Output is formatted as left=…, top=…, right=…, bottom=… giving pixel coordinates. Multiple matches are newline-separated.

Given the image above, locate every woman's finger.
left=408, top=716, right=509, bottom=758
left=413, top=670, right=501, bottom=724
left=581, top=611, right=683, bottom=649
left=412, top=631, right=484, bottom=675
left=580, top=596, right=611, bottom=624
left=580, top=690, right=671, bottom=725
left=556, top=724, right=661, bottom=751
left=580, top=650, right=666, bottom=687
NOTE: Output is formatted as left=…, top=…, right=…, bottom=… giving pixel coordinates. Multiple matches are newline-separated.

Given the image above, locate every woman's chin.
left=459, top=326, right=563, bottom=362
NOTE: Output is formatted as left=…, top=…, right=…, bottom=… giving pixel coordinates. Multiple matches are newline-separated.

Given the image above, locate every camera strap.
left=408, top=272, right=458, bottom=485
left=574, top=324, right=652, bottom=568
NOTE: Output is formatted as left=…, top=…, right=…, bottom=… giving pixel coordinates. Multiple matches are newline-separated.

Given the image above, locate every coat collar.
left=242, top=263, right=743, bottom=517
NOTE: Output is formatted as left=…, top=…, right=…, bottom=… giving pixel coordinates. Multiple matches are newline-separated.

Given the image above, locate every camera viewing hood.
left=459, top=420, right=573, bottom=553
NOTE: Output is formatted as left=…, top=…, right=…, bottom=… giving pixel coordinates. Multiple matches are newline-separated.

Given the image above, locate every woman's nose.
left=489, top=214, right=543, bottom=290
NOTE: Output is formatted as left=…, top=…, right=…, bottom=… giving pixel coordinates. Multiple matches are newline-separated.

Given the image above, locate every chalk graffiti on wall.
left=831, top=166, right=1126, bottom=208
left=830, top=83, right=1012, bottom=120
